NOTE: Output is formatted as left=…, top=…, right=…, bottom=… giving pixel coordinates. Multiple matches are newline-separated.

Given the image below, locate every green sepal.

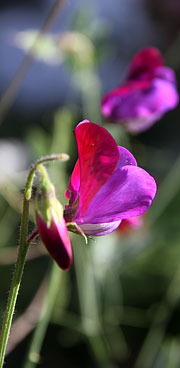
left=67, top=222, right=90, bottom=244
left=35, top=164, right=63, bottom=228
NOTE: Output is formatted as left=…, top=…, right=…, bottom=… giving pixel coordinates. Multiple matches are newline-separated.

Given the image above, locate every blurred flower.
left=35, top=165, right=73, bottom=270
left=64, top=120, right=157, bottom=235
left=14, top=30, right=63, bottom=65
left=101, top=47, right=179, bottom=132
left=60, top=31, right=95, bottom=68
left=117, top=216, right=143, bottom=234
left=14, top=30, right=94, bottom=68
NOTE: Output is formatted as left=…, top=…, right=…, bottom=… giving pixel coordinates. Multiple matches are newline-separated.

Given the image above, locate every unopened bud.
left=35, top=165, right=73, bottom=270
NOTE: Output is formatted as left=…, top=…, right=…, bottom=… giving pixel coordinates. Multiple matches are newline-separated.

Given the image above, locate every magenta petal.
left=79, top=165, right=157, bottom=224
left=101, top=74, right=178, bottom=132
left=65, top=159, right=80, bottom=204
left=127, top=47, right=164, bottom=80
left=153, top=66, right=177, bottom=84
left=75, top=120, right=120, bottom=216
left=148, top=73, right=179, bottom=112
left=37, top=211, right=73, bottom=270
left=101, top=80, right=150, bottom=120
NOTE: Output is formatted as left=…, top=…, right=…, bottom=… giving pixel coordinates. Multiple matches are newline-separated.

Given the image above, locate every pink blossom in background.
left=64, top=120, right=157, bottom=236
left=117, top=216, right=143, bottom=234
left=101, top=47, right=179, bottom=132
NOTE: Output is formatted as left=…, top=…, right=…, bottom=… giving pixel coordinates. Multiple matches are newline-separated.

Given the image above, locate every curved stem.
left=25, top=153, right=69, bottom=200
left=0, top=153, right=68, bottom=367
left=23, top=123, right=72, bottom=367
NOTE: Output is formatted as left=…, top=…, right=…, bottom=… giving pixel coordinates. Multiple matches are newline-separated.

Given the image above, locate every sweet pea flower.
left=64, top=120, right=157, bottom=236
left=101, top=47, right=179, bottom=132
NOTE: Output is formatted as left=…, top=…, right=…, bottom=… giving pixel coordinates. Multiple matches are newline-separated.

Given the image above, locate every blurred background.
left=0, top=0, right=180, bottom=367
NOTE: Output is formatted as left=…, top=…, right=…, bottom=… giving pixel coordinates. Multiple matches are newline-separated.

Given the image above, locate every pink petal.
left=75, top=120, right=120, bottom=217
left=118, top=216, right=143, bottom=233
left=37, top=210, right=73, bottom=270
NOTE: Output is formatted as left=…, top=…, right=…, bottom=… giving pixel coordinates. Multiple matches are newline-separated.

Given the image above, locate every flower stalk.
left=0, top=154, right=69, bottom=368
left=0, top=194, right=30, bottom=368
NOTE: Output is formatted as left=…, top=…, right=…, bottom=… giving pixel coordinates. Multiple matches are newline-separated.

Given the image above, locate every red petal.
left=127, top=47, right=164, bottom=80
left=75, top=120, right=120, bottom=216
left=37, top=212, right=73, bottom=270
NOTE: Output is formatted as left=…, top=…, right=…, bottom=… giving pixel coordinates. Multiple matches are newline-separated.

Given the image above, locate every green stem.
left=0, top=154, right=68, bottom=367
left=23, top=262, right=62, bottom=368
left=149, top=151, right=180, bottom=224
left=0, top=185, right=30, bottom=367
left=135, top=266, right=180, bottom=368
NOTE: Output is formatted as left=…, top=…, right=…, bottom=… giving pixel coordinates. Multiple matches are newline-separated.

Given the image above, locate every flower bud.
left=35, top=165, right=73, bottom=270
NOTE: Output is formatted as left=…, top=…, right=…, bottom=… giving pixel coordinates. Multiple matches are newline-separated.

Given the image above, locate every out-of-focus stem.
left=0, top=0, right=67, bottom=123
left=135, top=266, right=180, bottom=368
left=73, top=241, right=115, bottom=368
left=149, top=152, right=180, bottom=223
left=23, top=262, right=62, bottom=368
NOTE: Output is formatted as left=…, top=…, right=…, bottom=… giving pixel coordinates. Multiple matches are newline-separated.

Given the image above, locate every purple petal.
left=101, top=80, right=151, bottom=121
left=102, top=74, right=178, bottom=132
left=152, top=66, right=177, bottom=84
left=101, top=45, right=179, bottom=133
left=79, top=220, right=121, bottom=236
left=117, top=146, right=137, bottom=168
left=74, top=147, right=138, bottom=236
left=77, top=165, right=157, bottom=224
left=143, top=74, right=179, bottom=113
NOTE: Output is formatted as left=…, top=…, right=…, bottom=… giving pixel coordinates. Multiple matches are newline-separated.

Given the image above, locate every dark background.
left=0, top=1, right=180, bottom=367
